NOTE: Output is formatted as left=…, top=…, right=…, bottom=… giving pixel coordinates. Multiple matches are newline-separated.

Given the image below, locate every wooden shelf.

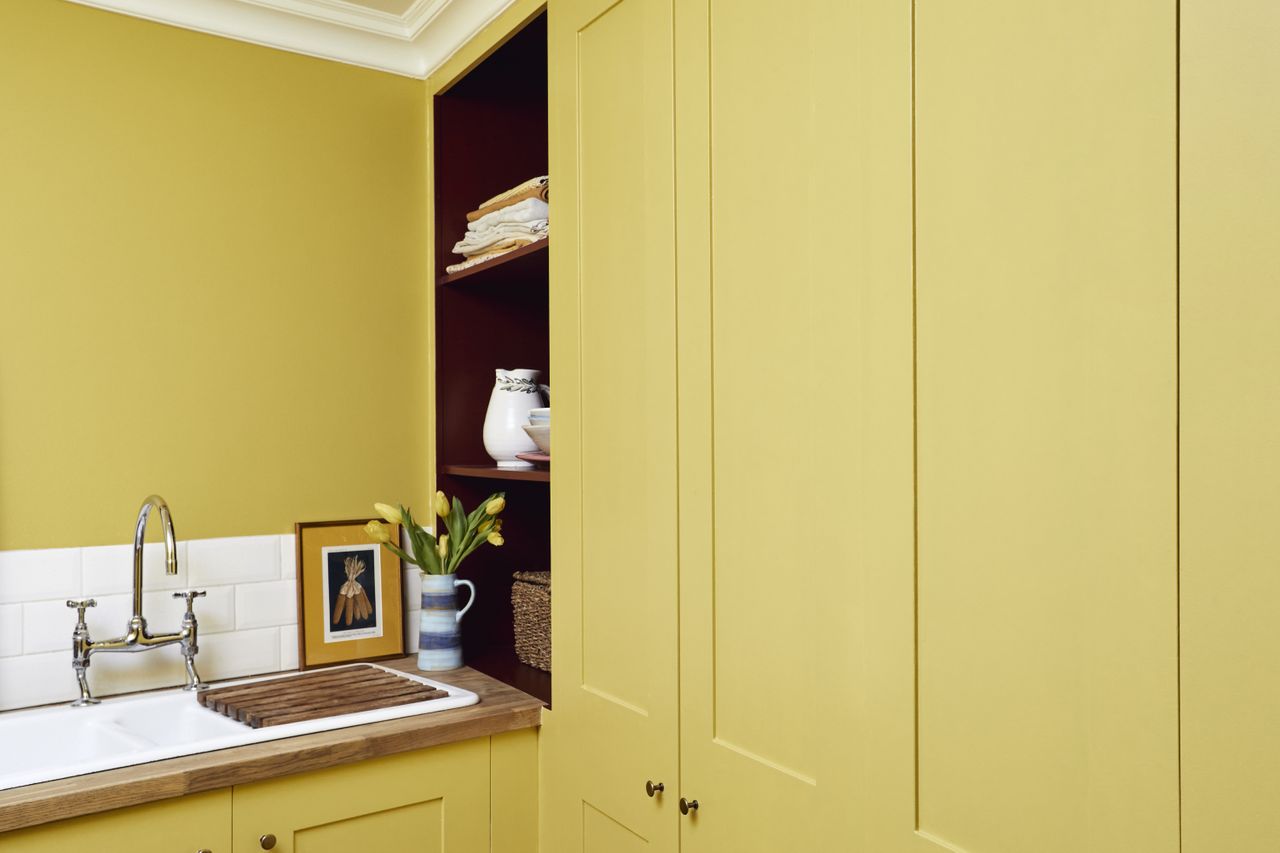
left=464, top=647, right=551, bottom=707
left=439, top=239, right=547, bottom=286
left=442, top=464, right=550, bottom=483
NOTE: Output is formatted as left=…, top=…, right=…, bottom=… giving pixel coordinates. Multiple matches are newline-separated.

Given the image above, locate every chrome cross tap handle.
left=66, top=598, right=98, bottom=621
left=173, top=589, right=207, bottom=608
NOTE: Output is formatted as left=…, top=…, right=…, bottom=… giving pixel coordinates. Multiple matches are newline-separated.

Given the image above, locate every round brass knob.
left=645, top=780, right=665, bottom=797
left=260, top=834, right=277, bottom=850
left=679, top=797, right=699, bottom=815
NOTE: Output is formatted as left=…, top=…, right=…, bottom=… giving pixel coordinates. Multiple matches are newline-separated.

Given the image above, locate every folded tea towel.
left=465, top=236, right=538, bottom=258
left=445, top=235, right=548, bottom=275
left=453, top=219, right=548, bottom=256
left=468, top=198, right=549, bottom=232
left=466, top=176, right=550, bottom=222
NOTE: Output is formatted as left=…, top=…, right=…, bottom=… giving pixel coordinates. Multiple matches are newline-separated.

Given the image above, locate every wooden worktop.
left=0, top=659, right=543, bottom=833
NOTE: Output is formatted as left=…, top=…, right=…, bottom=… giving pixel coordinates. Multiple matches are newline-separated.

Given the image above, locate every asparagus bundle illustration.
left=333, top=555, right=373, bottom=626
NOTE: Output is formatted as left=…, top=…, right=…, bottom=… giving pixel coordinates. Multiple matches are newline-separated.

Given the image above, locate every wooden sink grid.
left=198, top=665, right=448, bottom=728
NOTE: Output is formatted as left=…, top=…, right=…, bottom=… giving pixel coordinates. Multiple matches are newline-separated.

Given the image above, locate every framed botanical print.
left=295, top=519, right=405, bottom=669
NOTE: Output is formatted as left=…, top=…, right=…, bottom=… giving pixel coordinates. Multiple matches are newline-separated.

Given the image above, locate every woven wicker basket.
left=511, top=571, right=551, bottom=672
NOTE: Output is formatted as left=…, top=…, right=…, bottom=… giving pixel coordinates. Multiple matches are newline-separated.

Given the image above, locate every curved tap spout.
left=132, top=495, right=178, bottom=629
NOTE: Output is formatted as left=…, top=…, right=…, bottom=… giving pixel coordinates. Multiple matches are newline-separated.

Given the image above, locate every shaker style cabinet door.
left=1180, top=0, right=1280, bottom=849
left=0, top=790, right=231, bottom=853
left=673, top=1, right=915, bottom=851
left=230, top=740, right=490, bottom=853
left=911, top=1, right=1179, bottom=852
left=544, top=0, right=681, bottom=851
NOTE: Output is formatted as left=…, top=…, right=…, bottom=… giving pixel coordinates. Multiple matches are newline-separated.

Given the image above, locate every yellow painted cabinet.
left=0, top=790, right=231, bottom=853
left=1180, top=0, right=1280, bottom=850
left=907, top=2, right=1180, bottom=852
left=4, top=733, right=537, bottom=853
left=544, top=0, right=680, bottom=851
left=672, top=1, right=914, bottom=851
left=549, top=0, right=1268, bottom=851
left=232, top=738, right=491, bottom=853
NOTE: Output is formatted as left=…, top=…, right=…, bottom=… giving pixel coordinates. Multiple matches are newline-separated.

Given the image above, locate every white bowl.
left=521, top=423, right=551, bottom=454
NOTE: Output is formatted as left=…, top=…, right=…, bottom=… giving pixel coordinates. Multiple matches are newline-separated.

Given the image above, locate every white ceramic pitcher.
left=483, top=368, right=548, bottom=469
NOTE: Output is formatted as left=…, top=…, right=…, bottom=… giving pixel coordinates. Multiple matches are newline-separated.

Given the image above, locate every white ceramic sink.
left=0, top=664, right=478, bottom=791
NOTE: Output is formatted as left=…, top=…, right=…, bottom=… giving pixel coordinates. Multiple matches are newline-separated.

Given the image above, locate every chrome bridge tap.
left=68, top=495, right=207, bottom=706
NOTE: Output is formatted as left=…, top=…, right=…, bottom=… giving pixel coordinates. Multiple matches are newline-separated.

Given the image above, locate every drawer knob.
left=645, top=780, right=665, bottom=797
left=260, top=834, right=277, bottom=850
left=679, top=797, right=699, bottom=815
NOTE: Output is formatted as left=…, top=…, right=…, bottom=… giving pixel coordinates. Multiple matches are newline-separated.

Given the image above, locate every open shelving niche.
left=432, top=12, right=551, bottom=706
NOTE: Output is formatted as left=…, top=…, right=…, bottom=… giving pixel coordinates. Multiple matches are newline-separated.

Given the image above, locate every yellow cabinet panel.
left=1181, top=1, right=1280, bottom=850
left=492, top=729, right=539, bottom=853
left=914, top=2, right=1178, bottom=852
left=231, top=740, right=490, bottom=853
left=545, top=0, right=679, bottom=850
left=0, top=790, right=231, bottom=853
left=675, top=1, right=915, bottom=851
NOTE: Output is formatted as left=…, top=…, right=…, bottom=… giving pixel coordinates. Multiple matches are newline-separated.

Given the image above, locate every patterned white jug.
left=482, top=368, right=547, bottom=469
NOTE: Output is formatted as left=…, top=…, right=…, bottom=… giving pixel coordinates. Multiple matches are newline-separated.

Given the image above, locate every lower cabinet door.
left=0, top=789, right=231, bottom=853
left=231, top=739, right=490, bottom=853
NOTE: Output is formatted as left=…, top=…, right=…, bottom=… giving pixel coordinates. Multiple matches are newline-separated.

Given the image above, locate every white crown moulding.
left=65, top=0, right=517, bottom=78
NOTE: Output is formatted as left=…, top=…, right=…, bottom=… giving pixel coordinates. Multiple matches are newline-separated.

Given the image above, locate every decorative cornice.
left=64, top=0, right=515, bottom=78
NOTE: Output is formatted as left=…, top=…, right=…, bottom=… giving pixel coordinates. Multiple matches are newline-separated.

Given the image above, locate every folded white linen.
left=467, top=198, right=549, bottom=233
left=444, top=235, right=549, bottom=274
left=453, top=219, right=548, bottom=256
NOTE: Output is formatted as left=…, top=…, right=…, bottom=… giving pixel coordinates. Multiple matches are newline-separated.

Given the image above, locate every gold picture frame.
left=295, top=519, right=405, bottom=669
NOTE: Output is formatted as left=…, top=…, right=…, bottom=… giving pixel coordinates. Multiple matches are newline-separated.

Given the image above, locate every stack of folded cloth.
left=446, top=175, right=549, bottom=275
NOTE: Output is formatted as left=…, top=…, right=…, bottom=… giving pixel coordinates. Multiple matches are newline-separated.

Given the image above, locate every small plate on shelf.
left=515, top=452, right=550, bottom=468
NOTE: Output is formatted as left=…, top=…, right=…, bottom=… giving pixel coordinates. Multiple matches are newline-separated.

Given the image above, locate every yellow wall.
left=0, top=0, right=428, bottom=549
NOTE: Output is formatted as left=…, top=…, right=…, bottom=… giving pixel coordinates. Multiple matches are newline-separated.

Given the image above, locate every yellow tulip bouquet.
left=364, top=491, right=506, bottom=576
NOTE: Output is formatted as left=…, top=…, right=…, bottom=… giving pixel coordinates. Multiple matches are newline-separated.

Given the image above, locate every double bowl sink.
left=0, top=664, right=478, bottom=791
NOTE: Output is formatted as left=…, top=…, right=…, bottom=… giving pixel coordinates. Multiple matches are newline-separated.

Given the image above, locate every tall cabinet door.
left=911, top=2, right=1179, bottom=853
left=544, top=0, right=680, bottom=852
left=1181, top=0, right=1280, bottom=849
left=674, top=1, right=916, bottom=850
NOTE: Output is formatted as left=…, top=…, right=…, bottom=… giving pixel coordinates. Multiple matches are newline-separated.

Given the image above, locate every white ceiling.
left=67, top=0, right=517, bottom=78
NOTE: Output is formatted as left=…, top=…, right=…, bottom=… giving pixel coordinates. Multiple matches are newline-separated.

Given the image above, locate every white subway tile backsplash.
left=0, top=651, right=78, bottom=711
left=145, top=586, right=237, bottom=634
left=88, top=645, right=188, bottom=697
left=0, top=548, right=80, bottom=604
left=200, top=628, right=280, bottom=682
left=187, top=535, right=281, bottom=586
left=23, top=596, right=113, bottom=654
left=0, top=533, right=413, bottom=711
left=0, top=604, right=22, bottom=657
left=82, top=541, right=190, bottom=596
left=405, top=608, right=420, bottom=653
left=280, top=534, right=297, bottom=579
left=402, top=568, right=422, bottom=612
left=235, top=580, right=297, bottom=629
left=279, top=629, right=299, bottom=671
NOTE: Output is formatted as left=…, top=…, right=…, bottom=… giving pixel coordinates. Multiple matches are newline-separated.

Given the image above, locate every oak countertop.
left=0, top=659, right=543, bottom=833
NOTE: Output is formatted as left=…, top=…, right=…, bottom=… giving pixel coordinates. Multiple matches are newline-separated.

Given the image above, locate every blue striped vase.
left=417, top=573, right=476, bottom=671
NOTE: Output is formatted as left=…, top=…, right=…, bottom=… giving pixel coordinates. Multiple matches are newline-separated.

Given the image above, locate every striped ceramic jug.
left=417, top=573, right=476, bottom=671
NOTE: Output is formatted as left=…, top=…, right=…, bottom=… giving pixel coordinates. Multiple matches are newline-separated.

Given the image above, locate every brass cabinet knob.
left=260, top=834, right=277, bottom=850
left=196, top=849, right=212, bottom=853
left=679, top=797, right=699, bottom=815
left=645, top=780, right=665, bottom=797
